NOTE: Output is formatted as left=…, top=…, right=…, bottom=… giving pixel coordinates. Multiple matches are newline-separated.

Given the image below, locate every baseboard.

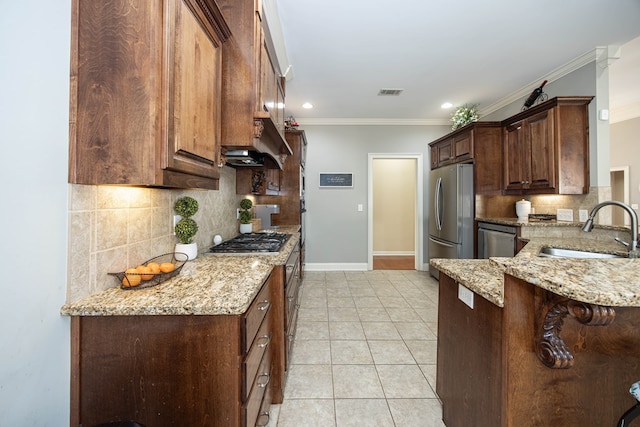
left=372, top=251, right=415, bottom=256
left=304, top=263, right=369, bottom=271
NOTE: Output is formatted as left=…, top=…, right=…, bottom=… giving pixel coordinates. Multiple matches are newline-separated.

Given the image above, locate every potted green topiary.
left=174, top=196, right=199, bottom=260
left=239, top=198, right=253, bottom=234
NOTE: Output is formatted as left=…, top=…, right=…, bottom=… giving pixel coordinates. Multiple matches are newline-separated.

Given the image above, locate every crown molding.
left=296, top=49, right=605, bottom=126
left=295, top=117, right=450, bottom=126
left=479, top=49, right=598, bottom=117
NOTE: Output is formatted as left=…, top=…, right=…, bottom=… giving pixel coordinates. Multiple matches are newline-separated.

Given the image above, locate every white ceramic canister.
left=515, top=199, right=531, bottom=221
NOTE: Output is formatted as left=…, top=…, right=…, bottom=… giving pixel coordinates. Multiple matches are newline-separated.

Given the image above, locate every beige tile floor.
left=266, top=270, right=445, bottom=427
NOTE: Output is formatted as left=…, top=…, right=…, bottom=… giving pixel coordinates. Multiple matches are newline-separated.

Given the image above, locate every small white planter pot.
left=239, top=223, right=252, bottom=234
left=175, top=243, right=197, bottom=261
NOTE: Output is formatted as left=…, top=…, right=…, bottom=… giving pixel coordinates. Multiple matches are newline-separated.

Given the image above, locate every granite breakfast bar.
left=430, top=237, right=640, bottom=427
left=61, top=229, right=301, bottom=427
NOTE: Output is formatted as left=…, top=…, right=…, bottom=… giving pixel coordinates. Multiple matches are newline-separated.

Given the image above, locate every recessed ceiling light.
left=441, top=102, right=453, bottom=109
left=302, top=102, right=313, bottom=109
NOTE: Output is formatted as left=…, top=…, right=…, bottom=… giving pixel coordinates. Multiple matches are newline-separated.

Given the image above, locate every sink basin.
left=537, top=247, right=622, bottom=258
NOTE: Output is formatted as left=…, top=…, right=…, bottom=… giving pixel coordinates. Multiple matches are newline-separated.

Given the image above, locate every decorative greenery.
left=175, top=218, right=198, bottom=244
left=451, top=104, right=479, bottom=130
left=174, top=196, right=199, bottom=244
left=239, top=198, right=253, bottom=224
left=174, top=196, right=199, bottom=218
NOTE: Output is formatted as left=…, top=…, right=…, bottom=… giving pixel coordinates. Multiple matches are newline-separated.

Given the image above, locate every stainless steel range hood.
left=224, top=149, right=281, bottom=168
left=224, top=150, right=265, bottom=167
left=222, top=115, right=293, bottom=169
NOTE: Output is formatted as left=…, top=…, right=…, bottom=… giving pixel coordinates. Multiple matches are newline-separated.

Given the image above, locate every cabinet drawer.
left=285, top=265, right=299, bottom=318
left=255, top=375, right=273, bottom=427
left=286, top=297, right=300, bottom=366
left=244, top=363, right=272, bottom=427
left=243, top=310, right=272, bottom=401
left=243, top=281, right=271, bottom=354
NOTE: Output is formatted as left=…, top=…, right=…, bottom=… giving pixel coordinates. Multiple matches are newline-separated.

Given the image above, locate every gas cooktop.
left=207, top=232, right=291, bottom=255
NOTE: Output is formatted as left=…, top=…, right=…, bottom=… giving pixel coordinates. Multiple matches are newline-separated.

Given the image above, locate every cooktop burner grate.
left=207, top=232, right=291, bottom=254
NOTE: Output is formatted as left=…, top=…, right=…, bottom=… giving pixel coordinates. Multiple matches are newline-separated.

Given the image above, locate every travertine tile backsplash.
left=67, top=167, right=246, bottom=302
left=476, top=187, right=612, bottom=223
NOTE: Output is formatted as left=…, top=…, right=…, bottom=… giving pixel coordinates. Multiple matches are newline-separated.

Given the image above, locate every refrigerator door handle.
left=435, top=177, right=443, bottom=231
left=429, top=236, right=454, bottom=248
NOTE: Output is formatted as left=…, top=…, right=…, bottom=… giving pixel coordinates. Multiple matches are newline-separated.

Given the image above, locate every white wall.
left=611, top=117, right=640, bottom=209
left=0, top=2, right=71, bottom=425
left=302, top=124, right=448, bottom=269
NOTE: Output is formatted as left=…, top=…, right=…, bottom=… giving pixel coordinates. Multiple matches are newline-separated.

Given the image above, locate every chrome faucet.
left=581, top=200, right=639, bottom=258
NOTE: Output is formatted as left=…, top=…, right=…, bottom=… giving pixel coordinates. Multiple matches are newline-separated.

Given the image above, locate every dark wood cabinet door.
left=166, top=0, right=223, bottom=181
left=166, top=1, right=222, bottom=179
left=69, top=0, right=229, bottom=189
left=526, top=109, right=556, bottom=191
left=503, top=122, right=530, bottom=192
left=501, top=96, right=591, bottom=195
left=453, top=130, right=473, bottom=162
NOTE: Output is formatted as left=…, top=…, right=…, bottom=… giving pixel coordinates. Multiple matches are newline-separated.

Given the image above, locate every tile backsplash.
left=67, top=166, right=245, bottom=302
left=476, top=187, right=612, bottom=223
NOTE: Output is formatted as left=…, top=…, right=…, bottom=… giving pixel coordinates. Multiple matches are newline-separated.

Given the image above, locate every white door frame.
left=367, top=153, right=424, bottom=270
left=610, top=165, right=630, bottom=225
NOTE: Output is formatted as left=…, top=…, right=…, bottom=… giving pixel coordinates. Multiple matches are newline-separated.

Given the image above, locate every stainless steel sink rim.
left=537, top=247, right=622, bottom=259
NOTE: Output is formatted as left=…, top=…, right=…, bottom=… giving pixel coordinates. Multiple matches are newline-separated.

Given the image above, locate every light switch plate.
left=557, top=208, right=574, bottom=222
left=458, top=284, right=474, bottom=309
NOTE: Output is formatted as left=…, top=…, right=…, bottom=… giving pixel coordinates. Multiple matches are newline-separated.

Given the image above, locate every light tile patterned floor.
left=267, top=270, right=445, bottom=427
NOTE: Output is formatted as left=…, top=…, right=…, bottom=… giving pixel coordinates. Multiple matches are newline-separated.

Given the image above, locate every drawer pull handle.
left=257, top=334, right=271, bottom=348
left=257, top=373, right=270, bottom=388
left=256, top=411, right=270, bottom=427
left=258, top=300, right=270, bottom=311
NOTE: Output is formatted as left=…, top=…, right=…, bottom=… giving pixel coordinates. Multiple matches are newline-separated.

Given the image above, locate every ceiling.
left=268, top=0, right=640, bottom=125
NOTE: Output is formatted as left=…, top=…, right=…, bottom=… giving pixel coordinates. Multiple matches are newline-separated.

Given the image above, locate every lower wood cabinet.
left=269, top=240, right=302, bottom=404
left=70, top=273, right=276, bottom=427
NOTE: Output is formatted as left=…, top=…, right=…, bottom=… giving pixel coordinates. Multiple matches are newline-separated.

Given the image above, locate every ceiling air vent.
left=377, top=88, right=404, bottom=96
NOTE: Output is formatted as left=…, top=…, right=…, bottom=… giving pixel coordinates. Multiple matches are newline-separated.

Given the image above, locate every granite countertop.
left=476, top=217, right=632, bottom=232
left=61, top=228, right=300, bottom=317
left=430, top=235, right=640, bottom=308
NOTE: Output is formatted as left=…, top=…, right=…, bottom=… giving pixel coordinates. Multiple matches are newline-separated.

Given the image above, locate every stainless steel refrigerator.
left=428, top=163, right=474, bottom=278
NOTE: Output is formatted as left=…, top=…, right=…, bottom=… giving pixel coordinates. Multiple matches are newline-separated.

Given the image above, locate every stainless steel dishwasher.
left=477, top=222, right=517, bottom=258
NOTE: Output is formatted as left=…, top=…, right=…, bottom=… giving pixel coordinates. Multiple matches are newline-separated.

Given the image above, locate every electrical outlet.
left=237, top=208, right=241, bottom=219
left=458, top=284, right=474, bottom=309
left=579, top=209, right=589, bottom=222
left=556, top=208, right=574, bottom=222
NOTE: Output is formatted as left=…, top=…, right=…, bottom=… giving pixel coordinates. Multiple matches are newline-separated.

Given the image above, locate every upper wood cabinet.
left=69, top=0, right=231, bottom=189
left=502, top=96, right=592, bottom=195
left=218, top=0, right=292, bottom=169
left=429, top=123, right=502, bottom=195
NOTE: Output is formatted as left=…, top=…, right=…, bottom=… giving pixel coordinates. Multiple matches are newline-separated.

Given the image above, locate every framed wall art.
left=319, top=173, right=353, bottom=188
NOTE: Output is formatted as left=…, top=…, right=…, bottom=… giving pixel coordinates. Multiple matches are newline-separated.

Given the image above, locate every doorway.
left=367, top=154, right=423, bottom=270
left=610, top=166, right=630, bottom=226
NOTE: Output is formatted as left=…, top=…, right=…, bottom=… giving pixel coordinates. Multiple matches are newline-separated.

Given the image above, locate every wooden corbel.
left=536, top=298, right=615, bottom=369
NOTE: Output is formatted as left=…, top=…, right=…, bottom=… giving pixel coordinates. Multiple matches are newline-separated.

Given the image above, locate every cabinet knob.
left=257, top=334, right=271, bottom=348
left=257, top=373, right=271, bottom=388
left=258, top=299, right=270, bottom=311
left=256, top=412, right=270, bottom=427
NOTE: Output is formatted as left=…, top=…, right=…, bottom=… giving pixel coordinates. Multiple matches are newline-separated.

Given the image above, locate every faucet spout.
left=582, top=200, right=639, bottom=257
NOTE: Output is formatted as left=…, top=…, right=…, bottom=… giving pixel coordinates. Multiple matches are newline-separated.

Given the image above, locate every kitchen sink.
left=537, top=247, right=622, bottom=259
